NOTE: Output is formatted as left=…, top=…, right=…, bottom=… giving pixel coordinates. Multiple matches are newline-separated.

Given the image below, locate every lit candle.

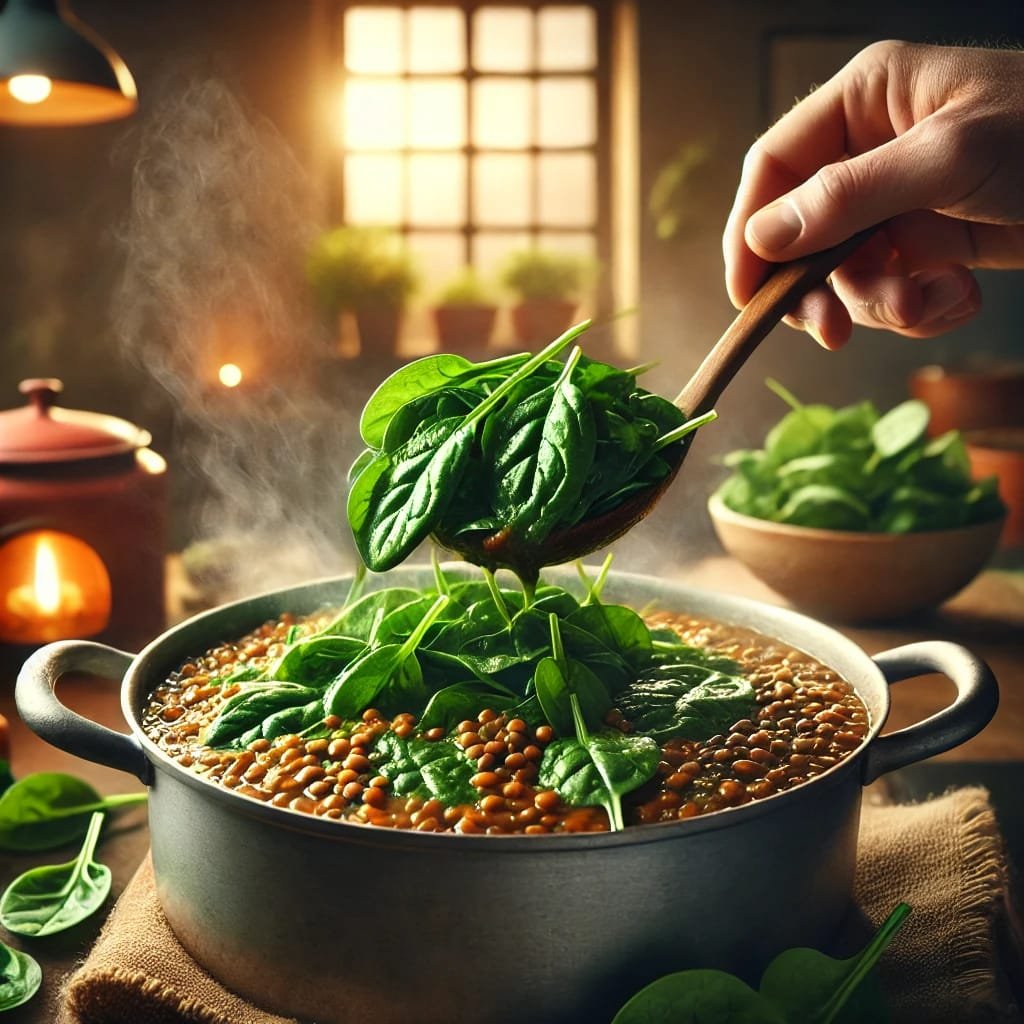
left=3, top=537, right=88, bottom=644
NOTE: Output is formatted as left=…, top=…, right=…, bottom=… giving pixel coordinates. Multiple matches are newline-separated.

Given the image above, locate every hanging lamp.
left=0, top=0, right=137, bottom=126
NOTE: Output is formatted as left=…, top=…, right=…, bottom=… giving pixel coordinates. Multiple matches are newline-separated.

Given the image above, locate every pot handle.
left=16, top=641, right=153, bottom=786
left=862, top=641, right=998, bottom=785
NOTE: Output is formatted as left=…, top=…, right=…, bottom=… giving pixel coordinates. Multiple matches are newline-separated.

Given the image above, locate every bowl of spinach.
left=710, top=381, right=1006, bottom=623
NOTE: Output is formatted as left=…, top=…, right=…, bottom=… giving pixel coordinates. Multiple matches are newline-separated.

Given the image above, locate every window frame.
left=329, top=0, right=615, bottom=319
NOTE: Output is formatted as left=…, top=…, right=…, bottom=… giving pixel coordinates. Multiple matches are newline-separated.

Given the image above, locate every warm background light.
left=33, top=538, right=61, bottom=615
left=8, top=74, right=52, bottom=104
left=218, top=363, right=243, bottom=388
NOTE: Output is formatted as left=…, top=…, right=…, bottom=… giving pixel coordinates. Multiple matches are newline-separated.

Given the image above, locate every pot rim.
left=125, top=565, right=886, bottom=851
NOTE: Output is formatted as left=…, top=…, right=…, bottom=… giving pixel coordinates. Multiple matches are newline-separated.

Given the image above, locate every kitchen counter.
left=0, top=556, right=1021, bottom=1023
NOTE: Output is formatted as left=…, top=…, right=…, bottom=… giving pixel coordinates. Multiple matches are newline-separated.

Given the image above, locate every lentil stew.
left=142, top=593, right=869, bottom=835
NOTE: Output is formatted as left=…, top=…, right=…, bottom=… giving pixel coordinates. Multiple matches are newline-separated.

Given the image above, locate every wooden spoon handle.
left=674, top=227, right=878, bottom=415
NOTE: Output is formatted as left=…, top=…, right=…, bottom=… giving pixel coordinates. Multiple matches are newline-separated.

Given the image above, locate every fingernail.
left=747, top=201, right=803, bottom=252
left=805, top=321, right=828, bottom=348
left=917, top=270, right=969, bottom=321
left=943, top=296, right=979, bottom=323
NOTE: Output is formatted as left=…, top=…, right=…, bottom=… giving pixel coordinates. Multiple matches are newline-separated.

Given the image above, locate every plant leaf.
left=370, top=732, right=477, bottom=806
left=0, top=811, right=111, bottom=937
left=871, top=400, right=930, bottom=459
left=612, top=970, right=786, bottom=1024
left=0, top=941, right=42, bottom=1011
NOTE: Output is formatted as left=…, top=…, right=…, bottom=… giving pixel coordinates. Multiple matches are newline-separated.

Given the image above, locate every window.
left=334, top=3, right=611, bottom=344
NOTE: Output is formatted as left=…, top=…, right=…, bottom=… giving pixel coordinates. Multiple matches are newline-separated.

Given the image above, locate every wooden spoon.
left=434, top=228, right=877, bottom=580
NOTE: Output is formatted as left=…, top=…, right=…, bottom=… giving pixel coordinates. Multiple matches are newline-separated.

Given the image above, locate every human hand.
left=724, top=41, right=1024, bottom=348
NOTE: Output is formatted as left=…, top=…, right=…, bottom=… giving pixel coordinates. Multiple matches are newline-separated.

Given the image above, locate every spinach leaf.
left=612, top=903, right=911, bottom=1024
left=0, top=811, right=111, bottom=936
left=419, top=680, right=519, bottom=732
left=202, top=682, right=320, bottom=748
left=613, top=971, right=785, bottom=1024
left=370, top=732, right=477, bottom=806
left=871, top=400, right=929, bottom=459
left=567, top=603, right=652, bottom=672
left=0, top=774, right=147, bottom=852
left=490, top=346, right=597, bottom=544
left=323, top=595, right=450, bottom=718
left=773, top=484, right=870, bottom=530
left=270, top=636, right=366, bottom=686
left=616, top=667, right=756, bottom=742
left=538, top=695, right=659, bottom=831
left=0, top=941, right=41, bottom=1011
left=348, top=416, right=477, bottom=572
left=533, top=613, right=611, bottom=735
left=320, top=587, right=423, bottom=638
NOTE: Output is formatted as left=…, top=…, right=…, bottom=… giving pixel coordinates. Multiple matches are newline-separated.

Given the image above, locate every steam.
left=114, top=79, right=356, bottom=600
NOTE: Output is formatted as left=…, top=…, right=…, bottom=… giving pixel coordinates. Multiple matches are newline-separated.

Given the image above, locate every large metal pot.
left=16, top=568, right=998, bottom=1024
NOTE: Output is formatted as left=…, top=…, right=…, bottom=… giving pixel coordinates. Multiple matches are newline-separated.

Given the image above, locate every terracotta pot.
left=354, top=307, right=403, bottom=358
left=909, top=363, right=1024, bottom=436
left=966, top=428, right=1024, bottom=548
left=432, top=304, right=498, bottom=353
left=511, top=299, right=577, bottom=349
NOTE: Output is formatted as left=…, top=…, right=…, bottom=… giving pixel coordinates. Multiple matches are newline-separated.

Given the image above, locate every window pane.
left=408, top=7, right=465, bottom=73
left=407, top=231, right=466, bottom=293
left=537, top=77, right=595, bottom=148
left=473, top=7, right=533, bottom=72
left=538, top=6, right=596, bottom=71
left=409, top=154, right=466, bottom=227
left=537, top=153, right=594, bottom=226
left=537, top=231, right=597, bottom=260
left=473, top=153, right=531, bottom=227
left=345, top=8, right=404, bottom=74
left=345, top=155, right=403, bottom=224
left=472, top=78, right=532, bottom=148
left=409, top=78, right=466, bottom=149
left=345, top=79, right=405, bottom=149
left=472, top=232, right=532, bottom=281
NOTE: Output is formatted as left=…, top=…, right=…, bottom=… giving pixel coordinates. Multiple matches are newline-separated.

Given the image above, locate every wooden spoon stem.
left=674, top=227, right=877, bottom=415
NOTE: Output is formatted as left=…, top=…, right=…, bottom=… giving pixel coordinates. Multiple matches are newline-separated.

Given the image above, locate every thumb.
left=744, top=119, right=962, bottom=260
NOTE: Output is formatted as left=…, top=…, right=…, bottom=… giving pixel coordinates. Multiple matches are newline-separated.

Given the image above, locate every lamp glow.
left=218, top=363, right=243, bottom=388
left=8, top=74, right=52, bottom=104
left=33, top=538, right=61, bottom=615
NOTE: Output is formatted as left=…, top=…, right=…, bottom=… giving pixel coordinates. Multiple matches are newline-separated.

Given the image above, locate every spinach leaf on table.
left=538, top=694, right=659, bottom=831
left=0, top=774, right=147, bottom=853
left=0, top=811, right=111, bottom=937
left=612, top=903, right=911, bottom=1024
left=0, top=941, right=41, bottom=1011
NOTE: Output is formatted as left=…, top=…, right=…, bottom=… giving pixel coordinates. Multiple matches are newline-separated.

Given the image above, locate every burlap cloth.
left=59, top=787, right=1021, bottom=1024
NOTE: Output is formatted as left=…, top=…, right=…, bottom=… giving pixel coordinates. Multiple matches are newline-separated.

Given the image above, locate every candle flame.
left=9, top=75, right=53, bottom=105
left=33, top=539, right=61, bottom=615
left=218, top=363, right=243, bottom=388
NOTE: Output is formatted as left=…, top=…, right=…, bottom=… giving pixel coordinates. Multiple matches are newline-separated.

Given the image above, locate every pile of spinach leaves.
left=717, top=380, right=1004, bottom=532
left=347, top=321, right=716, bottom=574
left=201, top=559, right=755, bottom=830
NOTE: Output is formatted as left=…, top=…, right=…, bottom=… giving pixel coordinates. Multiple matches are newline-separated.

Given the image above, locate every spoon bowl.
left=432, top=229, right=877, bottom=578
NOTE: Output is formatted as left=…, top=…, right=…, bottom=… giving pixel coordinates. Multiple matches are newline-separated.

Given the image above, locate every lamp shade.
left=0, top=0, right=137, bottom=126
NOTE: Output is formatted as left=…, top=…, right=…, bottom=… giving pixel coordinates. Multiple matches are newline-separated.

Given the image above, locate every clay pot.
left=511, top=299, right=577, bottom=349
left=354, top=307, right=403, bottom=358
left=909, top=364, right=1024, bottom=436
left=432, top=304, right=498, bottom=353
left=966, top=428, right=1024, bottom=548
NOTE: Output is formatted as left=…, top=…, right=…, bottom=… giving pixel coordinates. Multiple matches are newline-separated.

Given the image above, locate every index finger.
left=723, top=46, right=896, bottom=307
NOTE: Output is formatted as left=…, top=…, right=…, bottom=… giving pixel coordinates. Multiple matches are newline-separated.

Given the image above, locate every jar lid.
left=0, top=379, right=152, bottom=464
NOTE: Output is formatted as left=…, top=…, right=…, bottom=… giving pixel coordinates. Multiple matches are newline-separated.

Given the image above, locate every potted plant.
left=306, top=227, right=418, bottom=357
left=432, top=268, right=499, bottom=353
left=500, top=249, right=595, bottom=348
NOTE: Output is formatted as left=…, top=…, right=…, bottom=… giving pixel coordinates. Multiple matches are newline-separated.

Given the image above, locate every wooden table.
left=0, top=556, right=1021, bottom=1022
